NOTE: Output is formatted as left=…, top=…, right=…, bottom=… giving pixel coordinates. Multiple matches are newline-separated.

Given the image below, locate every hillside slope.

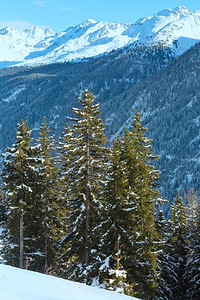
left=0, top=264, right=138, bottom=300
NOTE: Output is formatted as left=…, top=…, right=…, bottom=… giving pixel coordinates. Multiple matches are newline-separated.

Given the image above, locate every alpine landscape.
left=0, top=3, right=199, bottom=300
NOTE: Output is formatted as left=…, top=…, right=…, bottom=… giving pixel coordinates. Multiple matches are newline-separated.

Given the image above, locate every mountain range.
left=0, top=6, right=200, bottom=68
left=0, top=5, right=199, bottom=209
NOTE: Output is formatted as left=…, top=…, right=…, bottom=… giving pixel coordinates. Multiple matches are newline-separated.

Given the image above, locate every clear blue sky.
left=0, top=0, right=200, bottom=32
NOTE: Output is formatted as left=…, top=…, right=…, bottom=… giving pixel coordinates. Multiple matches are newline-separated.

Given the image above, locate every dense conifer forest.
left=0, top=90, right=199, bottom=300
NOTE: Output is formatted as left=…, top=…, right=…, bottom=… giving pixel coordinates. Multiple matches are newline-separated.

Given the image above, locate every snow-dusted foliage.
left=100, top=112, right=161, bottom=299
left=58, top=90, right=109, bottom=283
left=1, top=120, right=42, bottom=268
left=184, top=190, right=200, bottom=300
left=1, top=118, right=64, bottom=272
left=156, top=191, right=189, bottom=300
left=0, top=93, right=199, bottom=299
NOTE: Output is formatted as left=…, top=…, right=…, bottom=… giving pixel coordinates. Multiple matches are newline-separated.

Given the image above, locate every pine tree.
left=59, top=90, right=108, bottom=283
left=57, top=122, right=73, bottom=203
left=162, top=190, right=189, bottom=300
left=100, top=135, right=129, bottom=268
left=57, top=122, right=74, bottom=275
left=33, top=117, right=65, bottom=272
left=99, top=133, right=135, bottom=287
left=1, top=120, right=39, bottom=268
left=154, top=210, right=173, bottom=300
left=125, top=111, right=160, bottom=299
left=185, top=192, right=200, bottom=300
left=102, top=112, right=160, bottom=299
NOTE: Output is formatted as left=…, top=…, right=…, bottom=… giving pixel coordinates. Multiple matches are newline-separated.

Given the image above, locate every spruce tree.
left=34, top=117, right=64, bottom=272
left=57, top=122, right=73, bottom=203
left=185, top=196, right=200, bottom=300
left=154, top=211, right=173, bottom=300
left=126, top=111, right=160, bottom=299
left=100, top=134, right=133, bottom=288
left=163, top=190, right=189, bottom=300
left=59, top=90, right=108, bottom=283
left=1, top=120, right=39, bottom=268
left=102, top=112, right=160, bottom=299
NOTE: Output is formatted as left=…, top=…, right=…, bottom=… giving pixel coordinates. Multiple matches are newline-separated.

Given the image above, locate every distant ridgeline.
left=0, top=6, right=199, bottom=68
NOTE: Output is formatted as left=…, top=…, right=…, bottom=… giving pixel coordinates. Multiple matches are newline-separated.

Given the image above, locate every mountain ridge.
left=0, top=6, right=200, bottom=67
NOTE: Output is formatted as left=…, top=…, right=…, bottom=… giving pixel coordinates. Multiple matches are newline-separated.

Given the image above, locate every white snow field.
left=0, top=264, right=139, bottom=300
left=0, top=6, right=200, bottom=68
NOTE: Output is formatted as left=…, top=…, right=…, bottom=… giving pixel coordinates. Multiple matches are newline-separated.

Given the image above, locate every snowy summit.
left=0, top=5, right=200, bottom=67
left=0, top=264, right=139, bottom=300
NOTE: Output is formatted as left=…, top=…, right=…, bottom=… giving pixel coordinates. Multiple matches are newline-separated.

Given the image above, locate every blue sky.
left=0, top=0, right=200, bottom=32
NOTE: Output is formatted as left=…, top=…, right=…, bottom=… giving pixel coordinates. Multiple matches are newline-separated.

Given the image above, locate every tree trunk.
left=19, top=213, right=24, bottom=269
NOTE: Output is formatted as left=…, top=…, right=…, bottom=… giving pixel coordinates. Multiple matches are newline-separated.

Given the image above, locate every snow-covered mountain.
left=1, top=5, right=200, bottom=67
left=0, top=264, right=139, bottom=300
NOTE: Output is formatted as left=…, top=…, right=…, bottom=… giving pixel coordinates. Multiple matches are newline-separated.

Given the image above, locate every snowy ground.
left=0, top=264, right=139, bottom=300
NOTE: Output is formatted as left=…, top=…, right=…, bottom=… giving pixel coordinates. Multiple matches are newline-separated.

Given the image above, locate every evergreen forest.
left=0, top=90, right=199, bottom=300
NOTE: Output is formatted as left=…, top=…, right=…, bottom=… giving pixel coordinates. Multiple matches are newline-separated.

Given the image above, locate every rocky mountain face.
left=0, top=6, right=200, bottom=67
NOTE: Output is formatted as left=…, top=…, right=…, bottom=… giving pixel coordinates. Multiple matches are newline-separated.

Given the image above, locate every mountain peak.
left=0, top=26, right=21, bottom=37
left=79, top=19, right=97, bottom=27
left=172, top=5, right=191, bottom=16
left=156, top=6, right=191, bottom=18
left=25, top=26, right=46, bottom=33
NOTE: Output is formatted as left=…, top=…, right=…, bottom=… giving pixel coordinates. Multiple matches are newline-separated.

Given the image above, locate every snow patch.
left=2, top=86, right=26, bottom=103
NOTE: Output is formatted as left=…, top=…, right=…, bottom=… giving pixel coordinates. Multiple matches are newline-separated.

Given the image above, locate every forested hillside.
left=0, top=41, right=199, bottom=202
left=0, top=45, right=175, bottom=198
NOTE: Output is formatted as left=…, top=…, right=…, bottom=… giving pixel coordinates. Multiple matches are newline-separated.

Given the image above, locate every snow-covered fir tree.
left=185, top=191, right=200, bottom=300
left=33, top=117, right=65, bottom=272
left=57, top=122, right=73, bottom=204
left=125, top=112, right=160, bottom=299
left=154, top=210, right=173, bottom=300
left=101, top=112, right=160, bottom=299
left=1, top=120, right=41, bottom=268
left=59, top=90, right=108, bottom=283
left=99, top=134, right=134, bottom=290
left=157, top=191, right=188, bottom=300
left=100, top=136, right=128, bottom=257
left=56, top=122, right=74, bottom=275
